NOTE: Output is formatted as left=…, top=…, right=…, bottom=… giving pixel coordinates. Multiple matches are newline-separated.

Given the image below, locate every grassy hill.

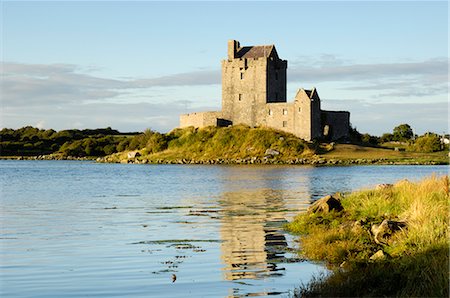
left=102, top=125, right=315, bottom=163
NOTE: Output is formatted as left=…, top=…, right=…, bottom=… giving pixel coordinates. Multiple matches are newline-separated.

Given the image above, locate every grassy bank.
left=318, top=143, right=448, bottom=165
left=98, top=126, right=448, bottom=165
left=286, top=176, right=449, bottom=297
left=100, top=125, right=315, bottom=164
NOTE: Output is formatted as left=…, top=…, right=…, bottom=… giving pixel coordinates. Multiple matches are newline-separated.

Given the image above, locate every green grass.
left=286, top=176, right=450, bottom=297
left=107, top=125, right=314, bottom=162
left=101, top=126, right=448, bottom=165
left=319, top=143, right=448, bottom=164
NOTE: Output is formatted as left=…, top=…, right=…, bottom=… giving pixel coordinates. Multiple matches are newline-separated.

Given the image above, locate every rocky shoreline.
left=1, top=154, right=446, bottom=166
left=95, top=155, right=445, bottom=166
left=0, top=155, right=94, bottom=161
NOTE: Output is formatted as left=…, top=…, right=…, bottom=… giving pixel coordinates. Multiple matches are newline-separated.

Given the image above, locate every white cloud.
left=322, top=99, right=448, bottom=135
left=1, top=58, right=448, bottom=134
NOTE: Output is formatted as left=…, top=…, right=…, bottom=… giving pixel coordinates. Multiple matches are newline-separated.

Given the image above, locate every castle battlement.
left=180, top=40, right=350, bottom=141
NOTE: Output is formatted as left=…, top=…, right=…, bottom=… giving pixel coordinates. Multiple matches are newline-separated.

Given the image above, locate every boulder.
left=265, top=148, right=280, bottom=156
left=371, top=219, right=407, bottom=245
left=376, top=183, right=393, bottom=190
left=307, top=195, right=343, bottom=214
left=127, top=151, right=141, bottom=159
left=369, top=250, right=385, bottom=261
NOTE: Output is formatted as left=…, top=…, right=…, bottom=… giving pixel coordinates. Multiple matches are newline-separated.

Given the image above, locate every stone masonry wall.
left=180, top=111, right=223, bottom=128
left=321, top=111, right=350, bottom=141
left=221, top=58, right=268, bottom=127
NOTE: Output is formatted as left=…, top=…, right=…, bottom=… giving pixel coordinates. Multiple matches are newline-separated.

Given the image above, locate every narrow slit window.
left=283, top=109, right=288, bottom=115
left=268, top=109, right=273, bottom=116
left=240, top=72, right=244, bottom=80
left=282, top=121, right=287, bottom=127
left=298, top=107, right=302, bottom=113
left=238, top=94, right=242, bottom=101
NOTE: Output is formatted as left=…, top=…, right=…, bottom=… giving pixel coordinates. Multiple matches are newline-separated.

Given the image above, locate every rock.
left=369, top=250, right=385, bottom=261
left=265, top=148, right=280, bottom=156
left=376, top=183, right=393, bottom=190
left=371, top=219, right=407, bottom=245
left=127, top=151, right=141, bottom=159
left=307, top=195, right=343, bottom=214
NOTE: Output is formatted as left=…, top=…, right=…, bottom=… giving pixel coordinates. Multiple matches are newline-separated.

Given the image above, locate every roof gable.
left=236, top=45, right=277, bottom=59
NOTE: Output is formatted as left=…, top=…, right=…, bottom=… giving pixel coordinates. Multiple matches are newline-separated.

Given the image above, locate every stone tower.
left=221, top=40, right=287, bottom=127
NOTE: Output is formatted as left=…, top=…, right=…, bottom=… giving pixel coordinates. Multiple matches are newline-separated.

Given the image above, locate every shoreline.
left=0, top=154, right=447, bottom=166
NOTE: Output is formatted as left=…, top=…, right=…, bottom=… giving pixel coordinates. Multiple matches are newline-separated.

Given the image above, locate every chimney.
left=227, top=40, right=240, bottom=60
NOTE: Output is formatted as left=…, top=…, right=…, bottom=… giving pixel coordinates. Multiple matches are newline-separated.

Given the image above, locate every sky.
left=1, top=1, right=448, bottom=135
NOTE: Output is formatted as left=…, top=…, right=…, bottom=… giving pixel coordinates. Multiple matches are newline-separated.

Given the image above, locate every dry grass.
left=287, top=175, right=450, bottom=297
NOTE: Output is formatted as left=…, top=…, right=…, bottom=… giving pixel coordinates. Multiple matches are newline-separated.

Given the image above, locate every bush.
left=412, top=134, right=441, bottom=152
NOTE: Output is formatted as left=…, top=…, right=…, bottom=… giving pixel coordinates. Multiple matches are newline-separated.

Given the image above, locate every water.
left=0, top=161, right=447, bottom=297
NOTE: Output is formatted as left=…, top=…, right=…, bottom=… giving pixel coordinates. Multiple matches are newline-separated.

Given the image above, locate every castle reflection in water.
left=218, top=168, right=312, bottom=281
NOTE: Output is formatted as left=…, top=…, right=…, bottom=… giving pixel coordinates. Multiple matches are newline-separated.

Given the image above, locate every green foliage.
left=412, top=133, right=442, bottom=153
left=361, top=133, right=379, bottom=145
left=393, top=123, right=413, bottom=141
left=0, top=126, right=135, bottom=157
left=348, top=126, right=362, bottom=143
left=296, top=245, right=448, bottom=297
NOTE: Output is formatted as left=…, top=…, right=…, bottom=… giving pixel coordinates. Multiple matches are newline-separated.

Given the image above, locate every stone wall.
left=221, top=58, right=268, bottom=126
left=179, top=111, right=223, bottom=128
left=266, top=58, right=287, bottom=104
left=265, top=102, right=294, bottom=134
left=321, top=111, right=350, bottom=141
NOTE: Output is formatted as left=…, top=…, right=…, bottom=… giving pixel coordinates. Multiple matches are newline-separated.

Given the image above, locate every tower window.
left=283, top=109, right=287, bottom=115
left=298, top=107, right=302, bottom=113
left=238, top=94, right=242, bottom=101
left=268, top=109, right=273, bottom=116
left=240, top=73, right=244, bottom=80
left=282, top=121, right=287, bottom=127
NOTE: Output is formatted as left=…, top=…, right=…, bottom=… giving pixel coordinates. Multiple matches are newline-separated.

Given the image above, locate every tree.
left=380, top=133, right=394, bottom=143
left=412, top=134, right=441, bottom=152
left=393, top=124, right=413, bottom=141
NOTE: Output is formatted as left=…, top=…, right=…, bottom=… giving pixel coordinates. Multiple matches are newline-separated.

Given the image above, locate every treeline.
left=350, top=124, right=447, bottom=153
left=0, top=126, right=141, bottom=157
left=1, top=124, right=448, bottom=158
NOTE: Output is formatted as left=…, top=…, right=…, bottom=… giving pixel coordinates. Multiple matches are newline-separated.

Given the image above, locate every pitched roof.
left=236, top=45, right=275, bottom=59
left=304, top=88, right=320, bottom=101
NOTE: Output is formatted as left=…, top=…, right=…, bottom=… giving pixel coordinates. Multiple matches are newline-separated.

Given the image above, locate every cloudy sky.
left=1, top=1, right=448, bottom=135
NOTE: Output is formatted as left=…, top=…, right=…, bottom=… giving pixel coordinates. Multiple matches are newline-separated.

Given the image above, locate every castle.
left=180, top=40, right=350, bottom=141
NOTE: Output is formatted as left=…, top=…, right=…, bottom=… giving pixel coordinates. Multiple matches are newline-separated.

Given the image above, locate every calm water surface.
left=0, top=161, right=447, bottom=297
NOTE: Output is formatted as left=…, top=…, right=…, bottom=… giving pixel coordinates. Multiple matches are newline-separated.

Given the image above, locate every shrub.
left=412, top=134, right=441, bottom=152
